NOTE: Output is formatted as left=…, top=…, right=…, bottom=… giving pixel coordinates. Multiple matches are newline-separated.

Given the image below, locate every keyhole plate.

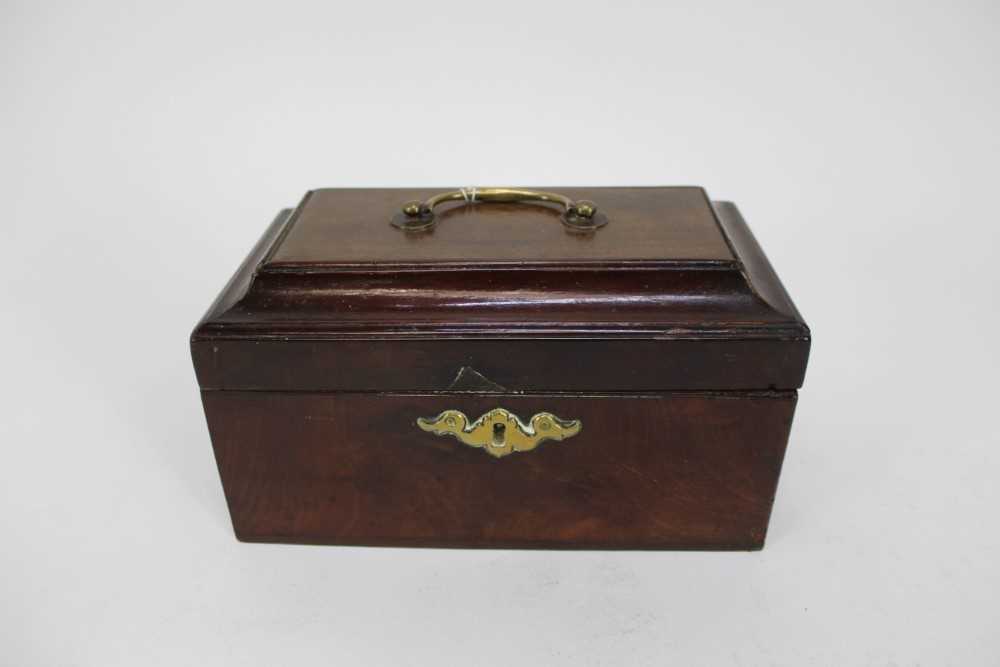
left=416, top=407, right=582, bottom=458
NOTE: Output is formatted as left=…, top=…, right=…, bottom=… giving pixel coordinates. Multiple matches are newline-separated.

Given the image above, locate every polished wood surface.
left=193, top=339, right=808, bottom=392
left=266, top=187, right=735, bottom=266
left=205, top=391, right=796, bottom=549
left=191, top=188, right=810, bottom=549
left=192, top=199, right=809, bottom=392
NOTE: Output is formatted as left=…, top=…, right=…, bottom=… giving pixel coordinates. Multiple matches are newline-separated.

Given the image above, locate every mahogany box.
left=191, top=187, right=810, bottom=549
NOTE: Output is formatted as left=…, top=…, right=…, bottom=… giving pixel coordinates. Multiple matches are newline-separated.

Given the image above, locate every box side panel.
left=202, top=390, right=797, bottom=549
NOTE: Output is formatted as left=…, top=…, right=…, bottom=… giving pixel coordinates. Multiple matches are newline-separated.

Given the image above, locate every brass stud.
left=402, top=201, right=423, bottom=217
left=573, top=200, right=597, bottom=218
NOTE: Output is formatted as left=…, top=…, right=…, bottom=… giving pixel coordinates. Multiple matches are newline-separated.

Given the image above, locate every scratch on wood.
left=620, top=463, right=661, bottom=486
left=304, top=415, right=337, bottom=422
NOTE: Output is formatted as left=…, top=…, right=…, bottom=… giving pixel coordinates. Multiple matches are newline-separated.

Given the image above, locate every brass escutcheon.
left=416, top=407, right=582, bottom=458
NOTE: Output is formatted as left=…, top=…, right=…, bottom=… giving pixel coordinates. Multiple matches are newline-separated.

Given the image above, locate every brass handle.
left=391, top=187, right=608, bottom=232
left=416, top=407, right=582, bottom=458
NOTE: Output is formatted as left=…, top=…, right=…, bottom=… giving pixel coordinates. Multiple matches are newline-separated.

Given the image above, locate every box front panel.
left=202, top=391, right=796, bottom=549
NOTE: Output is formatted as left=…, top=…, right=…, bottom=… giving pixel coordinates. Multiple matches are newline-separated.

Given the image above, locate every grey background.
left=2, top=1, right=997, bottom=665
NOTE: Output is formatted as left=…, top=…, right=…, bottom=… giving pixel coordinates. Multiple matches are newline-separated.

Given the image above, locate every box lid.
left=192, top=187, right=810, bottom=392
left=266, top=187, right=734, bottom=266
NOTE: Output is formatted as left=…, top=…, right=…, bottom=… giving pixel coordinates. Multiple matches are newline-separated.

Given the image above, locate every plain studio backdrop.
left=1, top=1, right=997, bottom=665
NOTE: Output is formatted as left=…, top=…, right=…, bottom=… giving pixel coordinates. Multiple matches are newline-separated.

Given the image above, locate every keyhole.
left=492, top=422, right=506, bottom=446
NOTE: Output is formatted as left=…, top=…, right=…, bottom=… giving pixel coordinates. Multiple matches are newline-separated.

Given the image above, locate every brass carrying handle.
left=391, top=187, right=608, bottom=232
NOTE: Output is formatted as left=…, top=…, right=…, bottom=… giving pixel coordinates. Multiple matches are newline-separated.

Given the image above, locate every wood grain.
left=191, top=199, right=810, bottom=392
left=204, top=391, right=797, bottom=549
left=266, top=187, right=735, bottom=265
left=191, top=188, right=810, bottom=549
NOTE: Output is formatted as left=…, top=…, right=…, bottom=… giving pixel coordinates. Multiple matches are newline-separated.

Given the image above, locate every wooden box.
left=191, top=187, right=810, bottom=549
